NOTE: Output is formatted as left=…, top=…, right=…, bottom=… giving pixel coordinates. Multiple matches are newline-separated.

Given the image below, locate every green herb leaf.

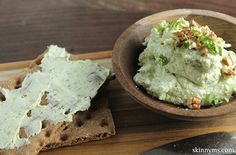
left=213, top=44, right=222, bottom=56
left=154, top=25, right=164, bottom=35
left=183, top=42, right=190, bottom=49
left=210, top=99, right=223, bottom=107
left=168, top=20, right=180, bottom=30
left=159, top=55, right=169, bottom=66
left=198, top=35, right=222, bottom=55
left=219, top=47, right=222, bottom=56
left=206, top=94, right=226, bottom=107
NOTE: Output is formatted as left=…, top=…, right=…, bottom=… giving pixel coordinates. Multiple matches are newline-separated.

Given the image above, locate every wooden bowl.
left=112, top=9, right=236, bottom=121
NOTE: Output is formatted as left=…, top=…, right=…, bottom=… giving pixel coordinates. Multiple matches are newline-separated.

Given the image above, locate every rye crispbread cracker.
left=0, top=122, right=68, bottom=155
left=0, top=50, right=115, bottom=154
left=42, top=94, right=115, bottom=151
left=0, top=76, right=69, bottom=155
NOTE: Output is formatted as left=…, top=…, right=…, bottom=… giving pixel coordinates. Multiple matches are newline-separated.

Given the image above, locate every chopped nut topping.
left=210, top=32, right=217, bottom=41
left=190, top=20, right=200, bottom=27
left=222, top=57, right=233, bottom=66
left=172, top=19, right=224, bottom=56
left=187, top=96, right=201, bottom=110
left=222, top=68, right=234, bottom=76
left=199, top=47, right=208, bottom=56
left=192, top=103, right=201, bottom=110
left=182, top=28, right=191, bottom=36
left=174, top=28, right=193, bottom=48
left=174, top=31, right=183, bottom=37
left=196, top=41, right=203, bottom=49
left=234, top=68, right=236, bottom=75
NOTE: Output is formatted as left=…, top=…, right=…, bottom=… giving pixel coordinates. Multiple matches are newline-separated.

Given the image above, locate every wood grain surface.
left=1, top=1, right=236, bottom=154
left=0, top=0, right=236, bottom=63
left=1, top=51, right=236, bottom=155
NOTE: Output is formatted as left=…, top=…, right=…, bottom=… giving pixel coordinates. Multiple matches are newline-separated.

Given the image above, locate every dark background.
left=0, top=0, right=235, bottom=63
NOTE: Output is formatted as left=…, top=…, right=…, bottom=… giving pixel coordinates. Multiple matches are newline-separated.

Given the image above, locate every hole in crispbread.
left=39, top=140, right=44, bottom=147
left=101, top=133, right=108, bottom=138
left=89, top=102, right=98, bottom=112
left=40, top=92, right=49, bottom=106
left=41, top=120, right=48, bottom=129
left=76, top=119, right=83, bottom=127
left=27, top=110, right=32, bottom=117
left=14, top=78, right=22, bottom=89
left=45, top=130, right=51, bottom=138
left=60, top=134, right=68, bottom=141
left=19, top=127, right=27, bottom=138
left=28, top=55, right=43, bottom=71
left=35, top=60, right=41, bottom=65
left=63, top=126, right=68, bottom=131
left=0, top=92, right=6, bottom=101
left=86, top=113, right=91, bottom=120
left=100, top=119, right=108, bottom=127
left=111, top=130, right=115, bottom=135
left=64, top=109, right=70, bottom=115
left=73, top=113, right=84, bottom=127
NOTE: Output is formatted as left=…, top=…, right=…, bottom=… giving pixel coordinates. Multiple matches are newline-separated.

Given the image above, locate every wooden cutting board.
left=1, top=50, right=236, bottom=155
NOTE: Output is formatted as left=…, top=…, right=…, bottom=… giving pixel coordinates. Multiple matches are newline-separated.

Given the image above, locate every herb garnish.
left=198, top=35, right=222, bottom=56
left=206, top=94, right=226, bottom=107
left=159, top=55, right=169, bottom=66
left=183, top=42, right=190, bottom=49
left=168, top=20, right=180, bottom=30
left=154, top=18, right=228, bottom=56
left=154, top=24, right=165, bottom=35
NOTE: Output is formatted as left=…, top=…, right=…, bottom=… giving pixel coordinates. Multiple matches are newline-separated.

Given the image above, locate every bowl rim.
left=112, top=9, right=236, bottom=120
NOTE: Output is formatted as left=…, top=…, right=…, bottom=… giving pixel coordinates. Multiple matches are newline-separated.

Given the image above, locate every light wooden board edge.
left=0, top=50, right=112, bottom=71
